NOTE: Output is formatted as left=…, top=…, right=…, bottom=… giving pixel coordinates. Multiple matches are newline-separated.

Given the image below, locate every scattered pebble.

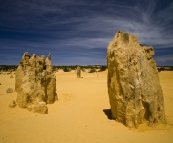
left=6, top=88, right=13, bottom=93
left=9, top=100, right=17, bottom=108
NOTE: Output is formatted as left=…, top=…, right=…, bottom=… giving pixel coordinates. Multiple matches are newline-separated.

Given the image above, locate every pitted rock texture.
left=15, top=52, right=57, bottom=114
left=107, top=31, right=166, bottom=128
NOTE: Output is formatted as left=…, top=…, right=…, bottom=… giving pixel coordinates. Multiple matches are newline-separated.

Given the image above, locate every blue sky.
left=0, top=0, right=173, bottom=65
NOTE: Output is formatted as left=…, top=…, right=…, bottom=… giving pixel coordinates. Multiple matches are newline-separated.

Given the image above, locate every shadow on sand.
left=103, top=109, right=113, bottom=120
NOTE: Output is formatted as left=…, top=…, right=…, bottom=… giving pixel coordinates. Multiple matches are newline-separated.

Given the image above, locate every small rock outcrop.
left=107, top=31, right=166, bottom=128
left=9, top=100, right=17, bottom=108
left=15, top=52, right=57, bottom=114
left=6, top=88, right=13, bottom=93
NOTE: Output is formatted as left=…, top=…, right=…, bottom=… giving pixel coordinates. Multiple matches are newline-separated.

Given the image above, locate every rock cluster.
left=107, top=31, right=166, bottom=128
left=15, top=52, right=57, bottom=114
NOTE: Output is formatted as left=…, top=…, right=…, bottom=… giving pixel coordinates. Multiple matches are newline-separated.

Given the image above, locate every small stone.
left=9, top=100, right=17, bottom=108
left=6, top=88, right=13, bottom=93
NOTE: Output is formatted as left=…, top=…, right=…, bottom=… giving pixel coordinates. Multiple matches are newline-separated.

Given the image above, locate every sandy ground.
left=0, top=71, right=173, bottom=143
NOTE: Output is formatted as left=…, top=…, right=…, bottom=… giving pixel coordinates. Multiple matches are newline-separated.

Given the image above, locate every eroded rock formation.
left=76, top=66, right=81, bottom=78
left=107, top=31, right=166, bottom=128
left=15, top=52, right=57, bottom=114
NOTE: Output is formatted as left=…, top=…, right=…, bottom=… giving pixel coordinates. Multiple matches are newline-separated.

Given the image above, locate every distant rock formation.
left=76, top=66, right=81, bottom=78
left=107, top=31, right=166, bottom=128
left=15, top=52, right=57, bottom=114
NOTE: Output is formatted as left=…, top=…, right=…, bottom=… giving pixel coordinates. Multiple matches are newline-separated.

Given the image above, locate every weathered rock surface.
left=27, top=102, right=48, bottom=114
left=15, top=52, right=29, bottom=92
left=45, top=53, right=52, bottom=73
left=15, top=52, right=57, bottom=114
left=46, top=75, right=57, bottom=104
left=107, top=31, right=166, bottom=128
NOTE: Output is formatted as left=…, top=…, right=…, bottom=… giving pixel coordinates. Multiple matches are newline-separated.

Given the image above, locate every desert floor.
left=0, top=71, right=173, bottom=143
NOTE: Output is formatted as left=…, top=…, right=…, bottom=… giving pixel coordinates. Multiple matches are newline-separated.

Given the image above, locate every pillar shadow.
left=103, top=109, right=113, bottom=120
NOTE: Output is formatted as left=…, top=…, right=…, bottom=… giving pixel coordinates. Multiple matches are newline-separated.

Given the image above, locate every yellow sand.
left=0, top=71, right=173, bottom=143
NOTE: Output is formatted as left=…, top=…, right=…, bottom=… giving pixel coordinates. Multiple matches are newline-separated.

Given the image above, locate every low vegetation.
left=1, top=65, right=173, bottom=73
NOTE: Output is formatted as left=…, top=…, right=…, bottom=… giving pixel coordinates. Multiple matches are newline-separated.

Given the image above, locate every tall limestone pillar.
left=107, top=31, right=166, bottom=128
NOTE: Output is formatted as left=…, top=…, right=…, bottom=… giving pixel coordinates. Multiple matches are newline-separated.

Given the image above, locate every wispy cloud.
left=0, top=0, right=173, bottom=65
